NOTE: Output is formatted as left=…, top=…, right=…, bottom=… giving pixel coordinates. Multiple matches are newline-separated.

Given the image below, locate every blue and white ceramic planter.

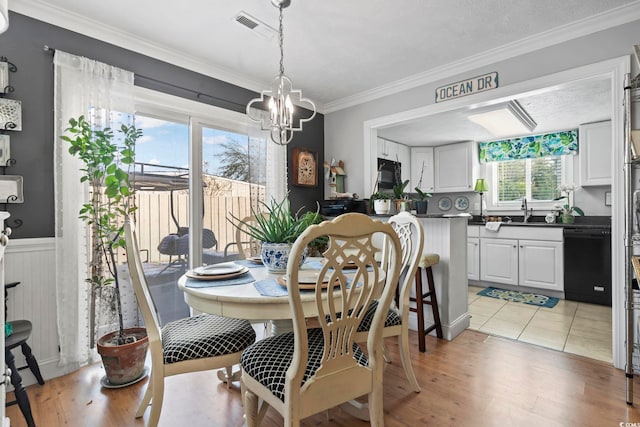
left=261, top=242, right=307, bottom=273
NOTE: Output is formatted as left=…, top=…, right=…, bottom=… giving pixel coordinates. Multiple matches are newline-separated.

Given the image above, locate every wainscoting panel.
left=5, top=238, right=63, bottom=385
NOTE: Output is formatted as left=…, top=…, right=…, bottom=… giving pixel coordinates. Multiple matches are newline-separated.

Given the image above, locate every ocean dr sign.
left=435, top=72, right=499, bottom=103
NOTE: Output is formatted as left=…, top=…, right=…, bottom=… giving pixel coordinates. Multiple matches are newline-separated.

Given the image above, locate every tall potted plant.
left=62, top=115, right=148, bottom=386
left=229, top=197, right=315, bottom=272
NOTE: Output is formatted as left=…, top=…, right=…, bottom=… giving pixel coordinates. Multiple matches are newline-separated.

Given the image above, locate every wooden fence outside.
left=133, top=191, right=263, bottom=263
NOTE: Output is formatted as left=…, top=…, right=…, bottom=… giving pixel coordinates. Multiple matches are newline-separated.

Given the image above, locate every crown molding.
left=322, top=1, right=640, bottom=113
left=11, top=0, right=640, bottom=114
left=10, top=0, right=267, bottom=95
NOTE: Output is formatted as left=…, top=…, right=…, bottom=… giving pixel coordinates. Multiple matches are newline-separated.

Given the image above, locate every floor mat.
left=477, top=286, right=559, bottom=308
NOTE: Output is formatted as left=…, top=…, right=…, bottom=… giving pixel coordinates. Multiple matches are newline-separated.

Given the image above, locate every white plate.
left=438, top=197, right=452, bottom=211
left=0, top=175, right=23, bottom=203
left=193, top=262, right=245, bottom=276
left=454, top=196, right=469, bottom=211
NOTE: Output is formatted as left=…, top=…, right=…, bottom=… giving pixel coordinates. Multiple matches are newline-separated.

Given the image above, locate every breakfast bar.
left=411, top=215, right=470, bottom=340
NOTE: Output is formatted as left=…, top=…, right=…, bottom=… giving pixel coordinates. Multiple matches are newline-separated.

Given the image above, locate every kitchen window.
left=491, top=155, right=570, bottom=207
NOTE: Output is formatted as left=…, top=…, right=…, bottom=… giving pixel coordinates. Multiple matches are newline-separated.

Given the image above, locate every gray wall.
left=0, top=12, right=324, bottom=238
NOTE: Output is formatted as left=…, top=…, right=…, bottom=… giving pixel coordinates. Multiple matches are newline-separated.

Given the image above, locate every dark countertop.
left=467, top=215, right=611, bottom=229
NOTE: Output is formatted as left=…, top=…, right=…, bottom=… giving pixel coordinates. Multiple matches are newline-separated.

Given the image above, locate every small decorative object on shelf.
left=0, top=57, right=17, bottom=96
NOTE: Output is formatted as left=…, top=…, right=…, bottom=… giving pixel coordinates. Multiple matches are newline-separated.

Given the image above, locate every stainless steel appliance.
left=376, top=158, right=401, bottom=190
left=563, top=227, right=612, bottom=306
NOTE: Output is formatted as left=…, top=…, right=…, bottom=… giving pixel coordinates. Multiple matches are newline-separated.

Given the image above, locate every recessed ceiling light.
left=468, top=100, right=537, bottom=137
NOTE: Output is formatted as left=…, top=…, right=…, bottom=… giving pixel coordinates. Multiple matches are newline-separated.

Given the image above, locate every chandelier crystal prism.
left=246, top=0, right=316, bottom=145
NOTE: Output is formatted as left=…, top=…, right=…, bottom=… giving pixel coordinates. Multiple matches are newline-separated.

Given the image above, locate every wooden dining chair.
left=123, top=218, right=257, bottom=427
left=240, top=213, right=402, bottom=426
left=226, top=214, right=263, bottom=259
left=354, top=211, right=424, bottom=393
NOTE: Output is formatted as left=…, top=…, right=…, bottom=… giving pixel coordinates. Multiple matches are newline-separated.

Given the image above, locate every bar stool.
left=5, top=282, right=44, bottom=427
left=410, top=253, right=443, bottom=352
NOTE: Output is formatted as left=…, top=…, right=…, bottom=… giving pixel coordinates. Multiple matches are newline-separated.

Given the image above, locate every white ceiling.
left=11, top=0, right=640, bottom=114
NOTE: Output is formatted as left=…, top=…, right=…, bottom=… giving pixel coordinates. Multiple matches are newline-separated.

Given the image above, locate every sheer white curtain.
left=248, top=107, right=287, bottom=203
left=53, top=51, right=134, bottom=370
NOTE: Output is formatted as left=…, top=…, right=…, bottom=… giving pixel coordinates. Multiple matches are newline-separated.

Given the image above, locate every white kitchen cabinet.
left=579, top=121, right=611, bottom=186
left=397, top=143, right=411, bottom=184
left=434, top=141, right=476, bottom=193
left=478, top=226, right=564, bottom=291
left=467, top=237, right=480, bottom=281
left=480, top=238, right=519, bottom=286
left=410, top=147, right=435, bottom=192
left=518, top=240, right=564, bottom=291
left=377, top=138, right=398, bottom=160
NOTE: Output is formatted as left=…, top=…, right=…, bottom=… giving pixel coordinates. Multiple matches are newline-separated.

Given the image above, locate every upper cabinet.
left=579, top=121, right=611, bottom=186
left=410, top=147, right=434, bottom=192
left=434, top=141, right=476, bottom=193
left=377, top=138, right=398, bottom=160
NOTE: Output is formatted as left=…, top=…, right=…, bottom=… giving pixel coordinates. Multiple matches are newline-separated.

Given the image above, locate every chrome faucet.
left=521, top=197, right=533, bottom=223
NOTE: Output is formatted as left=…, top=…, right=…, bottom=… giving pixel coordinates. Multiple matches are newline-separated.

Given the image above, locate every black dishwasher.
left=563, top=227, right=612, bottom=306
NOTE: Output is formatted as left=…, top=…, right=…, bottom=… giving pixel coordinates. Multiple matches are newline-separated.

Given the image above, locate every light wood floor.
left=7, top=329, right=640, bottom=427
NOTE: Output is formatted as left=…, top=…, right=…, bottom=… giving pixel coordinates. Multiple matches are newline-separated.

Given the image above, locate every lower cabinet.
left=467, top=237, right=480, bottom=281
left=480, top=238, right=519, bottom=285
left=473, top=226, right=564, bottom=292
left=518, top=240, right=563, bottom=291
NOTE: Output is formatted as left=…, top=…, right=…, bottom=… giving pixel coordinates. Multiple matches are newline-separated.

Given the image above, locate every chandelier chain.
left=278, top=5, right=285, bottom=77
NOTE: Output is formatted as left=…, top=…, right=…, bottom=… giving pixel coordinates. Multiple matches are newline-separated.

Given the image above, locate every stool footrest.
left=414, top=265, right=443, bottom=352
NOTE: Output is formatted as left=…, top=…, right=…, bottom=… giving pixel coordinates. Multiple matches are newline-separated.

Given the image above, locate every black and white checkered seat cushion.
left=240, top=328, right=368, bottom=402
left=357, top=300, right=401, bottom=332
left=162, top=314, right=256, bottom=364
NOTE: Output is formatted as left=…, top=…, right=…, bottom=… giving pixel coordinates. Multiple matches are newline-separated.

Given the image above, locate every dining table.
left=177, top=258, right=339, bottom=335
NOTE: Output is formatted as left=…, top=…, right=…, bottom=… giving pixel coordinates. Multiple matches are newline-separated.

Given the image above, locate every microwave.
left=376, top=158, right=401, bottom=190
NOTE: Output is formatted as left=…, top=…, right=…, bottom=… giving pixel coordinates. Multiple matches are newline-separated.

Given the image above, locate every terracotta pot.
left=97, top=327, right=148, bottom=386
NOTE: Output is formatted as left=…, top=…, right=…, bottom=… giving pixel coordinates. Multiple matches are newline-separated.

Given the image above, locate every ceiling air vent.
left=234, top=11, right=277, bottom=40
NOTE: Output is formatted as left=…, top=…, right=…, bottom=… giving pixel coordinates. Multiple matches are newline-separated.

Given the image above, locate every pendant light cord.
left=278, top=5, right=285, bottom=77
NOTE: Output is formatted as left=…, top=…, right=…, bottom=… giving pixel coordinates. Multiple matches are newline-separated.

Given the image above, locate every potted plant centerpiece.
left=554, top=184, right=584, bottom=224
left=62, top=115, right=148, bottom=386
left=229, top=197, right=315, bottom=272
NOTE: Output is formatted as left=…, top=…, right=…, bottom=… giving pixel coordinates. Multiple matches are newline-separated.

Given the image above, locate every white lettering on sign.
left=435, top=72, right=499, bottom=103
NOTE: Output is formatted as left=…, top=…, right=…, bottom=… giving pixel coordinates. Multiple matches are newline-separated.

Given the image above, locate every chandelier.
left=246, top=0, right=316, bottom=145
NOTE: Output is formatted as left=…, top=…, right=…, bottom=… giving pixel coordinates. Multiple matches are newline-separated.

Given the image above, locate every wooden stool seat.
left=410, top=252, right=443, bottom=352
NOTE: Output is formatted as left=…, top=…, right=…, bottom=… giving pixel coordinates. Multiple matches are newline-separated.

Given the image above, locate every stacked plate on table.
left=185, top=262, right=249, bottom=280
left=277, top=271, right=338, bottom=290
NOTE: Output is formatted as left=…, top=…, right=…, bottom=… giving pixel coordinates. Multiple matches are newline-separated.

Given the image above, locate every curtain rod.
left=43, top=45, right=248, bottom=111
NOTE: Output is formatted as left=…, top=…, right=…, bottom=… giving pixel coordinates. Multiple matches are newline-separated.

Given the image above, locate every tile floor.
left=467, top=285, right=613, bottom=363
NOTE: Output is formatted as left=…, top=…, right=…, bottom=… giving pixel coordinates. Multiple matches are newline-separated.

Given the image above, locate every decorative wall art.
left=292, top=147, right=318, bottom=187
left=0, top=175, right=23, bottom=203
left=0, top=98, right=21, bottom=131
left=0, top=134, right=9, bottom=165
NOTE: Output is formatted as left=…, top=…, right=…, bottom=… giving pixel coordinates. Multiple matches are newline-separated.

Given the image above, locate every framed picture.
left=292, top=147, right=318, bottom=187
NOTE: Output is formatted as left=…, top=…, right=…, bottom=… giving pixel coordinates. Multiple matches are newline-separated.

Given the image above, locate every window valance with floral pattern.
left=478, top=129, right=578, bottom=163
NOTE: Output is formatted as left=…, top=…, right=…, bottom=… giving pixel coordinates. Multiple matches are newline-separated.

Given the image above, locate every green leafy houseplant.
left=62, top=115, right=142, bottom=347
left=414, top=187, right=432, bottom=201
left=393, top=179, right=410, bottom=200
left=369, top=191, right=393, bottom=213
left=229, top=197, right=312, bottom=244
